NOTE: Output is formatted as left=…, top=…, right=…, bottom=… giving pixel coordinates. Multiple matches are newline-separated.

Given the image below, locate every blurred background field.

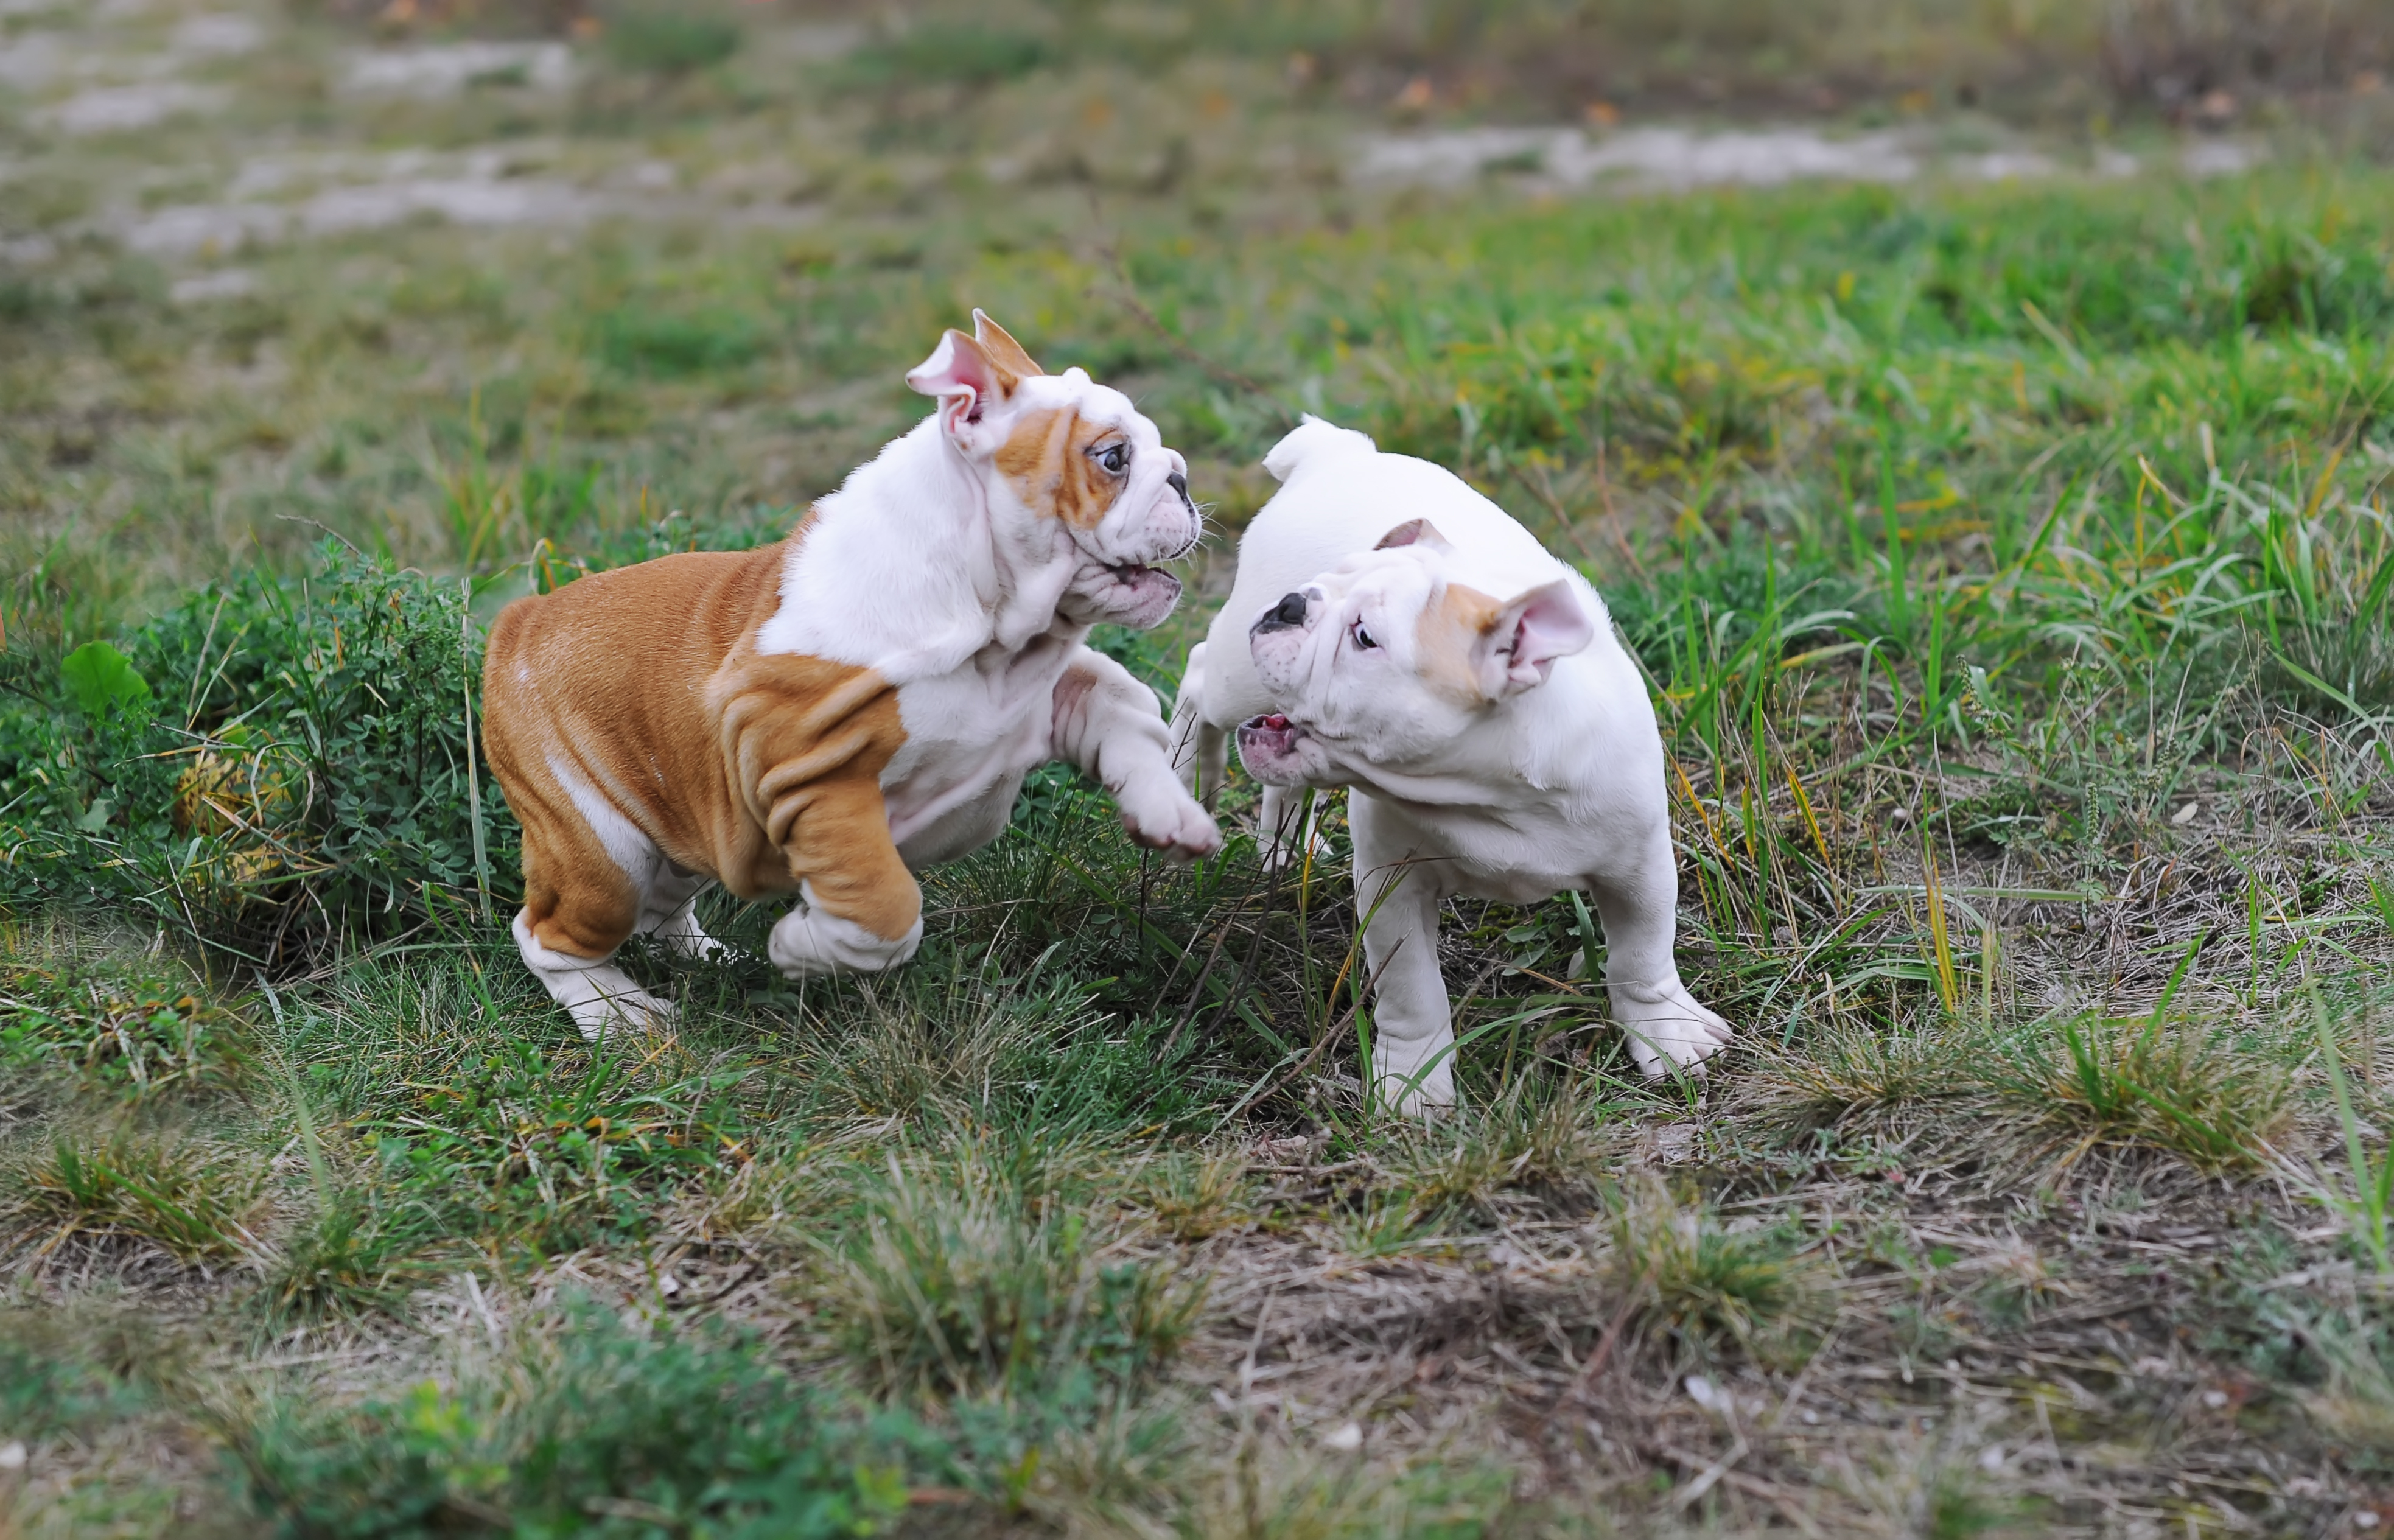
left=5, top=1, right=2394, bottom=1536
left=8, top=0, right=2394, bottom=637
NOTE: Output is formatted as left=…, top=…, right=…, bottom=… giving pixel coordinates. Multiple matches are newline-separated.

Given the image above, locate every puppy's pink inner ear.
left=904, top=329, right=1021, bottom=433
left=1495, top=580, right=1595, bottom=688
left=1376, top=518, right=1455, bottom=553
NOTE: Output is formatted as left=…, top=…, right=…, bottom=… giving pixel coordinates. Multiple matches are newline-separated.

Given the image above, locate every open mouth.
left=1099, top=561, right=1181, bottom=601
left=1088, top=556, right=1182, bottom=596
left=1236, top=712, right=1304, bottom=760
left=1067, top=556, right=1184, bottom=626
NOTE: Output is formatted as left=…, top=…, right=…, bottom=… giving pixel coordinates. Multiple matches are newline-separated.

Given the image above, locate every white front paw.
left=768, top=903, right=923, bottom=978
left=1612, top=979, right=1733, bottom=1080
left=1115, top=775, right=1223, bottom=861
left=1373, top=1045, right=1457, bottom=1119
left=564, top=979, right=678, bottom=1043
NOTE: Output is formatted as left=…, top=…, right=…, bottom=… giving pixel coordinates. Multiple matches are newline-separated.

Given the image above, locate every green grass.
left=231, top=1301, right=909, bottom=1539
left=18, top=1128, right=266, bottom=1265
left=1608, top=1176, right=1827, bottom=1363
left=598, top=7, right=743, bottom=76
left=831, top=1139, right=1203, bottom=1399
left=5, top=0, right=2394, bottom=1530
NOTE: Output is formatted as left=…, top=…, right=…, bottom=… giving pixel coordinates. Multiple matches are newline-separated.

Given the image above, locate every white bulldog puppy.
left=483, top=312, right=1221, bottom=1040
left=1170, top=417, right=1730, bottom=1113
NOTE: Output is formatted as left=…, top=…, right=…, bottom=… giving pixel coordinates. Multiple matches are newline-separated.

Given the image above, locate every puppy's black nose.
left=1167, top=470, right=1189, bottom=505
left=1255, top=592, right=1311, bottom=633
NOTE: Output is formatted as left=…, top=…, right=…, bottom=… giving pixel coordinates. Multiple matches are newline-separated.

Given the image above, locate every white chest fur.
left=880, top=631, right=1082, bottom=866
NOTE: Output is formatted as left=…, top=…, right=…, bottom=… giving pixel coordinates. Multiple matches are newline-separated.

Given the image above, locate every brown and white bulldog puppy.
left=482, top=312, right=1222, bottom=1038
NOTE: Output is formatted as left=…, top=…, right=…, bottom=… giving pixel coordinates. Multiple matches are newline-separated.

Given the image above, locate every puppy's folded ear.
left=906, top=328, right=1027, bottom=443
left=1376, top=519, right=1455, bottom=553
left=1477, top=579, right=1594, bottom=696
left=970, top=310, right=1045, bottom=380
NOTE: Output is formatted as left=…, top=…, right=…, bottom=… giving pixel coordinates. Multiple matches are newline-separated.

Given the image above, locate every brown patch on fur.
left=995, top=408, right=1124, bottom=529
left=482, top=528, right=917, bottom=962
left=1049, top=660, right=1100, bottom=731
left=1411, top=580, right=1505, bottom=705
left=1375, top=517, right=1451, bottom=552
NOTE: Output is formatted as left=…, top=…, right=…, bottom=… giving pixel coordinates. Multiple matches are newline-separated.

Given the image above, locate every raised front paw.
left=1612, top=979, right=1733, bottom=1081
left=768, top=903, right=923, bottom=978
left=1115, top=777, right=1224, bottom=862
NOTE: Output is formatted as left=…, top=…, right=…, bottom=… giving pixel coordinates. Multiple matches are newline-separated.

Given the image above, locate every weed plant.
left=2, top=554, right=516, bottom=968
left=233, top=1301, right=910, bottom=1539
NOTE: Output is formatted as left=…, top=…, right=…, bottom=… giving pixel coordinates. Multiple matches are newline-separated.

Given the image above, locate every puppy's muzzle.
left=1253, top=592, right=1311, bottom=634
left=1236, top=712, right=1304, bottom=763
left=1164, top=470, right=1202, bottom=558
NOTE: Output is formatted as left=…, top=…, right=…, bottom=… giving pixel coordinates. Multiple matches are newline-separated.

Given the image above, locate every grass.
left=230, top=1300, right=912, bottom=1539
left=1608, top=1176, right=1827, bottom=1363
left=16, top=1127, right=266, bottom=1267
left=1993, top=1010, right=2293, bottom=1172
left=4, top=0, right=2394, bottom=1531
left=256, top=1189, right=444, bottom=1326
left=831, top=1140, right=1203, bottom=1399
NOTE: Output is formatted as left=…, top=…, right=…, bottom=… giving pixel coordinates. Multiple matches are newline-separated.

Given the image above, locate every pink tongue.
left=1265, top=715, right=1289, bottom=730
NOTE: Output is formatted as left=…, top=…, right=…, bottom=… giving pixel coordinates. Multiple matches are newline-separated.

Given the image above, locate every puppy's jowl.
left=482, top=313, right=1221, bottom=1038
left=1172, top=418, right=1730, bottom=1115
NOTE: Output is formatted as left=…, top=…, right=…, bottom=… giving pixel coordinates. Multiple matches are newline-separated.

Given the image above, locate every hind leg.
left=1256, top=784, right=1332, bottom=872
left=1168, top=642, right=1230, bottom=809
left=514, top=912, right=679, bottom=1041
left=637, top=863, right=728, bottom=962
left=510, top=758, right=680, bottom=1041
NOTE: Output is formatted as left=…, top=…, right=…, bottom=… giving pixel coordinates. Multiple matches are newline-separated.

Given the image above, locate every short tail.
left=1261, top=416, right=1376, bottom=483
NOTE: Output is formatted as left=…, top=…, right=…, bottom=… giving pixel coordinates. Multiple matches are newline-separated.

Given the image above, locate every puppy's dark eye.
left=1351, top=620, right=1379, bottom=651
left=1094, top=442, right=1130, bottom=475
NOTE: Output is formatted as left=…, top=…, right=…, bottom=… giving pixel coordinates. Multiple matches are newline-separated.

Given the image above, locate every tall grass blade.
left=1922, top=835, right=1958, bottom=1012
left=2304, top=980, right=2394, bottom=1274
left=460, top=579, right=493, bottom=927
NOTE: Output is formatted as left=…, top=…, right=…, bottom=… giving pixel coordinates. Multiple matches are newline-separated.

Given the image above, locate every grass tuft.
left=842, top=26, right=1051, bottom=88
left=592, top=304, right=765, bottom=378
left=2303, top=1317, right=2394, bottom=1456
left=0, top=1327, right=150, bottom=1442
left=0, top=943, right=244, bottom=1102
left=1992, top=1013, right=2290, bottom=1172
left=18, top=1129, right=265, bottom=1265
left=1608, top=1176, right=1824, bottom=1362
left=256, top=1191, right=441, bottom=1325
left=1757, top=1017, right=1977, bottom=1125
left=1377, top=1080, right=1609, bottom=1226
left=1137, top=1151, right=1255, bottom=1241
left=234, top=1299, right=908, bottom=1539
left=832, top=1146, right=1203, bottom=1399
left=600, top=7, right=742, bottom=74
